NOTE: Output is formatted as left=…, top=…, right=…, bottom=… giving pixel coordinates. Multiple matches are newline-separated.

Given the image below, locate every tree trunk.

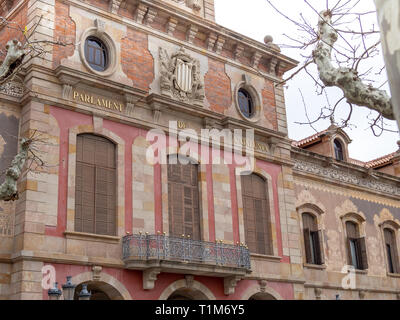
left=375, top=0, right=400, bottom=130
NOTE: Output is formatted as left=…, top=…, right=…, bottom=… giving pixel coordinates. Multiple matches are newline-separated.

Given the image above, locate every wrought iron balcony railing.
left=122, top=234, right=251, bottom=271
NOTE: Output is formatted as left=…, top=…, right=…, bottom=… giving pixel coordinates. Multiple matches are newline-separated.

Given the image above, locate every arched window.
left=238, top=88, right=254, bottom=118
left=167, top=157, right=200, bottom=240
left=346, top=221, right=368, bottom=270
left=84, top=36, right=109, bottom=72
left=384, top=228, right=399, bottom=274
left=241, top=174, right=272, bottom=255
left=334, top=139, right=344, bottom=161
left=302, top=213, right=324, bottom=265
left=75, top=134, right=116, bottom=236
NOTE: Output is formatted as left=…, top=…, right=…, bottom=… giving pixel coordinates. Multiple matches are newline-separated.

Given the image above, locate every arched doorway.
left=249, top=292, right=277, bottom=300
left=167, top=288, right=209, bottom=300
left=73, top=281, right=125, bottom=300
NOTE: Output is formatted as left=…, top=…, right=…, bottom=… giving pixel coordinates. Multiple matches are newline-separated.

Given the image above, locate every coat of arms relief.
left=159, top=47, right=205, bottom=105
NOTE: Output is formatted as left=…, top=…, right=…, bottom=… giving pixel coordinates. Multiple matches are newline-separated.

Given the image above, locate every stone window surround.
left=378, top=220, right=400, bottom=275
left=79, top=21, right=118, bottom=77
left=297, top=204, right=327, bottom=268
left=331, top=134, right=349, bottom=162
left=66, top=116, right=126, bottom=238
left=161, top=148, right=209, bottom=241
left=340, top=212, right=367, bottom=270
left=235, top=166, right=280, bottom=258
left=233, top=77, right=262, bottom=123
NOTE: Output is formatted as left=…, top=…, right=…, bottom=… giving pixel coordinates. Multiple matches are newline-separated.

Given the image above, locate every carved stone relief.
left=159, top=47, right=205, bottom=105
left=294, top=159, right=400, bottom=196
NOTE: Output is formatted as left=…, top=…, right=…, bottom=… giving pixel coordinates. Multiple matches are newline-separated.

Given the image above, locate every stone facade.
left=0, top=0, right=398, bottom=300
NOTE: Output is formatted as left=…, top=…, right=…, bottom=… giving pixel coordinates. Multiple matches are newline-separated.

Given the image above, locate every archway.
left=74, top=281, right=124, bottom=300
left=167, top=288, right=209, bottom=300
left=249, top=292, right=277, bottom=300
left=159, top=279, right=216, bottom=300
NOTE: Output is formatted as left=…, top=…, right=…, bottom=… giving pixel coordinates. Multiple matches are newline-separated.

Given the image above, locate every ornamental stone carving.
left=294, top=159, right=400, bottom=196
left=0, top=39, right=25, bottom=80
left=159, top=47, right=205, bottom=105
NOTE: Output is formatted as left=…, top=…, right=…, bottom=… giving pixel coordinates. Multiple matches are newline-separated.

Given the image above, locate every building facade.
left=0, top=0, right=398, bottom=300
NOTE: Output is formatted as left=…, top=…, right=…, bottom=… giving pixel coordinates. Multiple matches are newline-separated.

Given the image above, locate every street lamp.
left=78, top=284, right=91, bottom=301
left=62, top=276, right=76, bottom=301
left=47, top=276, right=91, bottom=300
left=47, top=282, right=62, bottom=300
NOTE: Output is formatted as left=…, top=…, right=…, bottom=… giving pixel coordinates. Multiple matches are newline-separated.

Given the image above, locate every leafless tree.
left=267, top=0, right=398, bottom=137
left=0, top=15, right=74, bottom=201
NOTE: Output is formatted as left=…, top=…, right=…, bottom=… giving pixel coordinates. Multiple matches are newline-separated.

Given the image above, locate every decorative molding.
left=251, top=51, right=263, bottom=69
left=166, top=17, right=178, bottom=36
left=187, top=0, right=202, bottom=11
left=143, top=268, right=161, bottom=290
left=62, top=84, right=73, bottom=100
left=159, top=47, right=205, bottom=105
left=294, top=159, right=400, bottom=196
left=95, top=18, right=106, bottom=32
left=135, top=4, right=148, bottom=24
left=359, top=290, right=366, bottom=300
left=124, top=93, right=136, bottom=117
left=314, top=287, right=322, bottom=300
left=214, top=36, right=225, bottom=54
left=234, top=44, right=245, bottom=60
left=144, top=8, right=157, bottom=26
left=224, top=276, right=241, bottom=296
left=206, top=33, right=218, bottom=51
left=92, top=265, right=102, bottom=281
left=0, top=80, right=23, bottom=97
left=0, top=213, right=13, bottom=237
left=185, top=275, right=194, bottom=288
left=259, top=279, right=267, bottom=293
left=186, top=24, right=198, bottom=44
left=268, top=57, right=278, bottom=75
left=109, top=0, right=123, bottom=14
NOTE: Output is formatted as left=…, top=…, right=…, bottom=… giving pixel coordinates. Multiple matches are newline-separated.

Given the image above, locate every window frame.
left=342, top=216, right=368, bottom=271
left=84, top=36, right=109, bottom=72
left=240, top=173, right=273, bottom=256
left=380, top=222, right=400, bottom=275
left=74, top=133, right=117, bottom=236
left=333, top=138, right=345, bottom=161
left=299, top=208, right=325, bottom=267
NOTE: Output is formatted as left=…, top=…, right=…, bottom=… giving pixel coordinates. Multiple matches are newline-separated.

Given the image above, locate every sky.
left=214, top=0, right=400, bottom=162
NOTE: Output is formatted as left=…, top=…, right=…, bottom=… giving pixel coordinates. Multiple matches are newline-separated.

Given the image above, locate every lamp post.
left=47, top=276, right=91, bottom=300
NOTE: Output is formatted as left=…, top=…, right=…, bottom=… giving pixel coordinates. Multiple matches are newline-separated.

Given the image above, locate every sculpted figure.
left=0, top=39, right=25, bottom=80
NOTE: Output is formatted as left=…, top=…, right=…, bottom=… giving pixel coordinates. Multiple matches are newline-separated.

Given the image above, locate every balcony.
left=122, top=234, right=251, bottom=293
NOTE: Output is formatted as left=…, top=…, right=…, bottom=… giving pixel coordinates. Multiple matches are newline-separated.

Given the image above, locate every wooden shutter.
left=303, top=228, right=312, bottom=263
left=357, top=237, right=368, bottom=270
left=316, top=230, right=325, bottom=265
left=168, top=161, right=200, bottom=240
left=346, top=221, right=359, bottom=266
left=241, top=174, right=272, bottom=255
left=384, top=229, right=399, bottom=273
left=75, top=134, right=116, bottom=236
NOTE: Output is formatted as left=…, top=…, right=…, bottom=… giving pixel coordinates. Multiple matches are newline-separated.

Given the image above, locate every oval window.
left=84, top=37, right=109, bottom=72
left=238, top=88, right=254, bottom=118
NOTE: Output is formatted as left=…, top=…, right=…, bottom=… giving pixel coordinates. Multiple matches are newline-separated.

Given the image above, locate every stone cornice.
left=292, top=148, right=400, bottom=198
left=70, top=0, right=298, bottom=80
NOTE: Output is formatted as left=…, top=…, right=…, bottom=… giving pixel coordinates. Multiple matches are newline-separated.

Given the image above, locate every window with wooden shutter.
left=75, top=134, right=116, bottom=236
left=302, top=213, right=324, bottom=265
left=168, top=159, right=200, bottom=240
left=345, top=221, right=366, bottom=269
left=384, top=228, right=399, bottom=274
left=241, top=174, right=272, bottom=255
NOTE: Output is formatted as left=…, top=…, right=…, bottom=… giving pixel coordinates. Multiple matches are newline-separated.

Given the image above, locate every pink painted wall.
left=43, top=263, right=294, bottom=300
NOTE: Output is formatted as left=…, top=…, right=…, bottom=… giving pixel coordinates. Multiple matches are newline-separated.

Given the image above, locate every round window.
left=238, top=88, right=254, bottom=118
left=84, top=37, right=109, bottom=72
